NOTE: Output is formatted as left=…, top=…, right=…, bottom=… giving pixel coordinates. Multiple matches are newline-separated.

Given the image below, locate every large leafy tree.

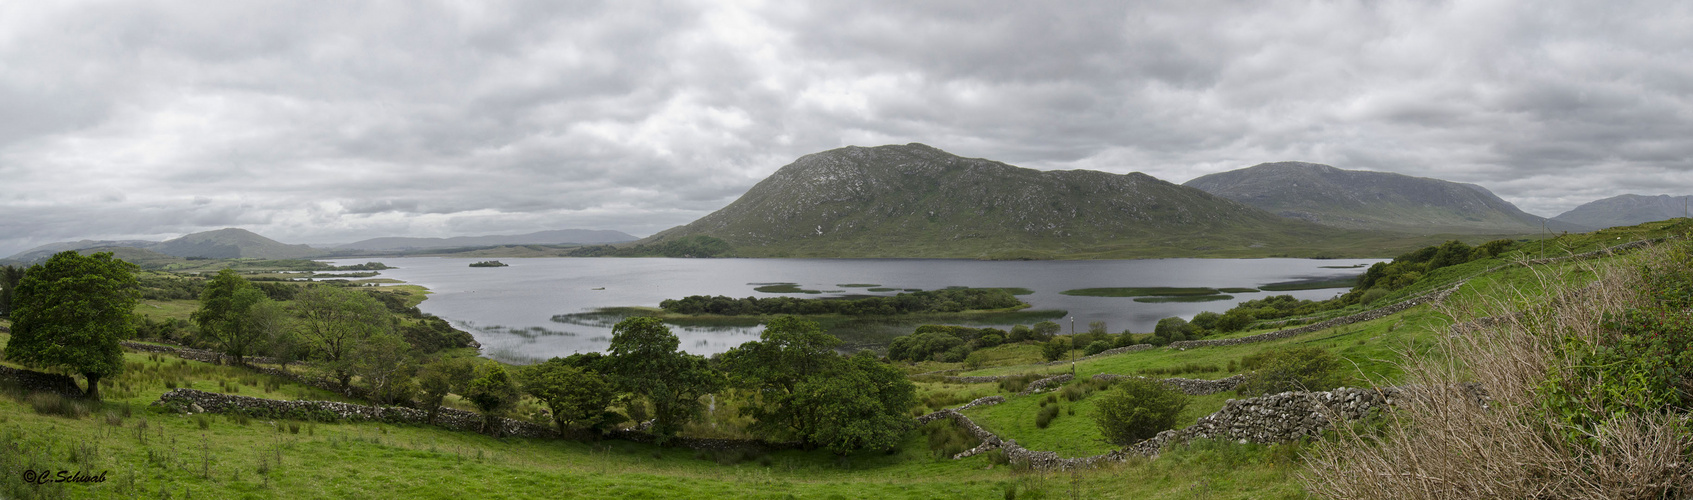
left=605, top=316, right=722, bottom=442
left=523, top=358, right=620, bottom=436
left=466, top=362, right=521, bottom=435
left=4, top=251, right=139, bottom=399
left=723, top=316, right=916, bottom=453
left=795, top=352, right=917, bottom=455
left=294, top=285, right=392, bottom=391
left=0, top=264, right=24, bottom=317
left=191, top=269, right=272, bottom=365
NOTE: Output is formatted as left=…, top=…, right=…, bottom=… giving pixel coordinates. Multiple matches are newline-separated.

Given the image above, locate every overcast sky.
left=2, top=0, right=1690, bottom=257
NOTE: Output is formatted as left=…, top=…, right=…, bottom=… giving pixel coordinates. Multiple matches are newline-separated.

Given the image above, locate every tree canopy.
left=523, top=358, right=620, bottom=435
left=192, top=269, right=273, bottom=365
left=605, top=316, right=722, bottom=442
left=293, top=285, right=394, bottom=391
left=3, top=251, right=139, bottom=399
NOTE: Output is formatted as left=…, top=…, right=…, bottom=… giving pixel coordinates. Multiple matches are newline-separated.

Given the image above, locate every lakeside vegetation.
left=4, top=218, right=1693, bottom=498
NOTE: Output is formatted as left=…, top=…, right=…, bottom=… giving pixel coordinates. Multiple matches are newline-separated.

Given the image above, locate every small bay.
left=329, top=257, right=1382, bottom=363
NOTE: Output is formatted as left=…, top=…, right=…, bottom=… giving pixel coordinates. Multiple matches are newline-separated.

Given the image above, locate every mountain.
left=3, top=228, right=318, bottom=264
left=1183, top=162, right=1590, bottom=234
left=1553, top=194, right=1693, bottom=229
left=3, top=239, right=160, bottom=264
left=336, top=229, right=638, bottom=251
left=149, top=228, right=319, bottom=259
left=642, top=144, right=1380, bottom=259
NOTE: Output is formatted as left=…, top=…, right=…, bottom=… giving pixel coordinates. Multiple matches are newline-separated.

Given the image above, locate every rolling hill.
left=1552, top=194, right=1692, bottom=229
left=1183, top=161, right=1590, bottom=234
left=641, top=144, right=1393, bottom=259
left=336, top=229, right=638, bottom=251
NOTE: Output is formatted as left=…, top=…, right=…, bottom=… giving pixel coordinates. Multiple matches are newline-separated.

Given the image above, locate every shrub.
left=1083, top=340, right=1112, bottom=356
left=1040, top=338, right=1069, bottom=362
left=1035, top=403, right=1061, bottom=428
left=1236, top=346, right=1348, bottom=396
left=1092, top=377, right=1189, bottom=445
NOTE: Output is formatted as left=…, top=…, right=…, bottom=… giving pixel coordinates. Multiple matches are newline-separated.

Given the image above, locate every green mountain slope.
left=643, top=144, right=1388, bottom=259
left=1552, top=194, right=1693, bottom=229
left=148, top=228, right=319, bottom=259
left=1184, top=162, right=1590, bottom=234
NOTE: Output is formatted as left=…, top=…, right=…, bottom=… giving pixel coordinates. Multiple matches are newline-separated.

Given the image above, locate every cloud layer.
left=3, top=0, right=1690, bottom=256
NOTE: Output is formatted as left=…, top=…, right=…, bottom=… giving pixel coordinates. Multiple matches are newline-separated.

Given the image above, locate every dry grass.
left=1302, top=244, right=1693, bottom=499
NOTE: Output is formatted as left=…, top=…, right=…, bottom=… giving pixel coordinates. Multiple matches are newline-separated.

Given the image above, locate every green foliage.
left=1092, top=378, right=1190, bottom=445
left=658, top=287, right=1023, bottom=316
left=606, top=317, right=723, bottom=442
left=466, top=363, right=520, bottom=434
left=1040, top=338, right=1070, bottom=362
left=1034, top=403, right=1060, bottom=429
left=293, top=285, right=394, bottom=390
left=523, top=358, right=619, bottom=434
left=400, top=316, right=476, bottom=353
left=191, top=269, right=273, bottom=365
left=468, top=260, right=508, bottom=268
left=0, top=264, right=22, bottom=317
left=1154, top=317, right=1194, bottom=339
left=1540, top=247, right=1693, bottom=445
left=416, top=357, right=476, bottom=423
left=1235, top=346, right=1348, bottom=396
left=1082, top=340, right=1112, bottom=356
left=351, top=331, right=416, bottom=405
left=1031, top=321, right=1061, bottom=338
left=721, top=317, right=915, bottom=454
left=4, top=251, right=139, bottom=399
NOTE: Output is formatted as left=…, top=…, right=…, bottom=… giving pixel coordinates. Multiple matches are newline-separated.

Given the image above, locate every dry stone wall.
left=1092, top=373, right=1247, bottom=396
left=0, top=365, right=85, bottom=398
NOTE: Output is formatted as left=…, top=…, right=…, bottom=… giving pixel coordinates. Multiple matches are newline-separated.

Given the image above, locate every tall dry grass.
left=1303, top=244, right=1693, bottom=499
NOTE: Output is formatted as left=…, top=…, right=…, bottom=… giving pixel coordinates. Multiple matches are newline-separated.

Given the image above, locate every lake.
left=327, top=257, right=1381, bottom=363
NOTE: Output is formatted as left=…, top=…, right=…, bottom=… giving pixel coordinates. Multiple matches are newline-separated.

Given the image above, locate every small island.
left=468, top=260, right=509, bottom=268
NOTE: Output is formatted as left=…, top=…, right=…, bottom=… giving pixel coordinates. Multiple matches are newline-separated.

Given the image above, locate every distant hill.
left=642, top=144, right=1383, bottom=259
left=1553, top=194, right=1693, bottom=229
left=150, top=228, right=319, bottom=259
left=336, top=229, right=638, bottom=251
left=3, top=228, right=318, bottom=264
left=3, top=239, right=159, bottom=264
left=1184, top=162, right=1590, bottom=234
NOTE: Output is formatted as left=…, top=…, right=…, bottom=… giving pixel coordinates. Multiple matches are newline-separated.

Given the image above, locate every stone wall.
left=917, top=386, right=1399, bottom=470
left=1092, top=373, right=1247, bottom=396
left=1017, top=374, right=1072, bottom=395
left=153, top=388, right=803, bottom=453
left=0, top=365, right=86, bottom=398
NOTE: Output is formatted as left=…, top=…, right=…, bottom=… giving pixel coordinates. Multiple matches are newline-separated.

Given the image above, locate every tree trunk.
left=84, top=372, right=101, bottom=400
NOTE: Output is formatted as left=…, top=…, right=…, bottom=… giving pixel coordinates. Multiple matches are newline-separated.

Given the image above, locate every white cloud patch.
left=3, top=0, right=1692, bottom=256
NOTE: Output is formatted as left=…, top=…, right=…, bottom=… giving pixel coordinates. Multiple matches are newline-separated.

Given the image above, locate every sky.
left=2, top=0, right=1690, bottom=257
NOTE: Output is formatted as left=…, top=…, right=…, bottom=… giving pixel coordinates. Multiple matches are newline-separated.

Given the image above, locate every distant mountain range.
left=1553, top=194, right=1693, bottom=229
left=2, top=228, right=639, bottom=264
left=643, top=144, right=1373, bottom=259
left=334, top=229, right=637, bottom=251
left=1183, top=162, right=1591, bottom=234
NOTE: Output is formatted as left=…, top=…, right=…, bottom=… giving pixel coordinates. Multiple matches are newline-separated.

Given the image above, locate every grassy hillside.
left=4, top=221, right=1688, bottom=498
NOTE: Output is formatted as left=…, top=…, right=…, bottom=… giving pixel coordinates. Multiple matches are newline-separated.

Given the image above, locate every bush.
left=1236, top=346, right=1348, bottom=396
left=1092, top=377, right=1189, bottom=445
left=1035, top=403, right=1061, bottom=429
left=1040, top=338, right=1070, bottom=362
left=1083, top=340, right=1112, bottom=356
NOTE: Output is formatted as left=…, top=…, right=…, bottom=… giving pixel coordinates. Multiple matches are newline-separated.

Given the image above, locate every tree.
left=351, top=331, right=415, bottom=404
left=1093, top=377, right=1190, bottom=445
left=1032, top=321, right=1061, bottom=340
left=721, top=316, right=842, bottom=442
left=466, top=362, right=520, bottom=435
left=4, top=251, right=139, bottom=399
left=1154, top=317, right=1194, bottom=342
left=790, top=352, right=916, bottom=454
left=0, top=265, right=24, bottom=317
left=524, top=358, right=620, bottom=436
left=192, top=269, right=274, bottom=365
left=605, top=317, right=722, bottom=442
left=417, top=357, right=476, bottom=424
left=294, top=285, right=393, bottom=391
left=1041, top=338, right=1070, bottom=362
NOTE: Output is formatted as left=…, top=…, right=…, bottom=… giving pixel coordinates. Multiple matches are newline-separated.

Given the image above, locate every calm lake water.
left=328, top=257, right=1381, bottom=363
